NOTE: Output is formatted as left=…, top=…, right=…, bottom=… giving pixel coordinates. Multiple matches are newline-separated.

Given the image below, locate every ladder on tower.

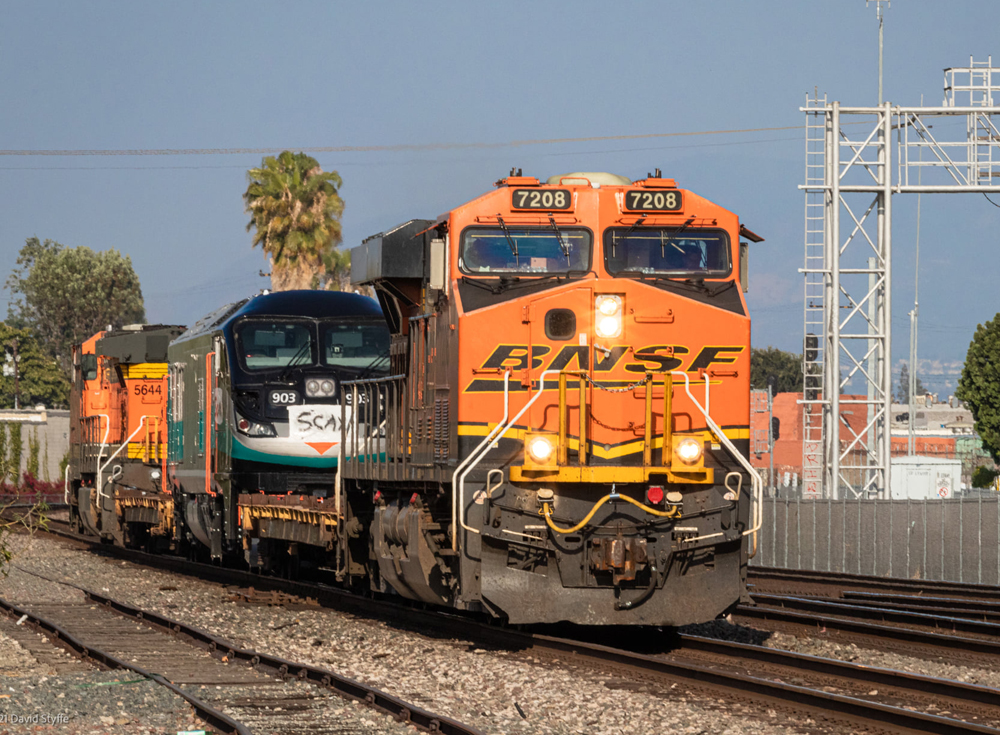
left=801, top=91, right=827, bottom=499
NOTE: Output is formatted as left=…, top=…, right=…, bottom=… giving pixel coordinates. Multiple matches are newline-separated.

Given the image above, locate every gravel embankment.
left=0, top=534, right=807, bottom=735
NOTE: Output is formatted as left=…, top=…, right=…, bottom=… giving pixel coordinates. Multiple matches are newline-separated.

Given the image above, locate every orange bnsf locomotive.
left=342, top=170, right=763, bottom=625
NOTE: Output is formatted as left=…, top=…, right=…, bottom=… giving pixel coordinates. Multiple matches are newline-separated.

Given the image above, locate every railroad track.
left=1, top=565, right=483, bottom=735
left=750, top=566, right=1000, bottom=603
left=14, top=519, right=1000, bottom=733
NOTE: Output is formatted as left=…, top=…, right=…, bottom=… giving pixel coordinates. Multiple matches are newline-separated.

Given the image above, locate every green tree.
left=5, top=238, right=145, bottom=374
left=0, top=324, right=70, bottom=409
left=972, top=465, right=999, bottom=489
left=957, top=314, right=1000, bottom=463
left=897, top=361, right=928, bottom=404
left=244, top=152, right=345, bottom=292
left=750, top=347, right=803, bottom=393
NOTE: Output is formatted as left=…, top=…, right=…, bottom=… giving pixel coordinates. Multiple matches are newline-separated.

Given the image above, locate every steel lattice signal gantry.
left=801, top=58, right=1000, bottom=500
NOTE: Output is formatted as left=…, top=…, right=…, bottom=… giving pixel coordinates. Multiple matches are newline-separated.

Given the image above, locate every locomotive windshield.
left=235, top=320, right=314, bottom=371
left=460, top=227, right=591, bottom=275
left=321, top=319, right=390, bottom=373
left=604, top=228, right=731, bottom=277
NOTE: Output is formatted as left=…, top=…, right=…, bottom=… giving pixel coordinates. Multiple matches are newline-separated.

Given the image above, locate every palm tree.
left=244, top=152, right=345, bottom=291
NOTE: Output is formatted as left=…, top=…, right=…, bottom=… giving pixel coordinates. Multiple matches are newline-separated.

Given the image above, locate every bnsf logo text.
left=465, top=344, right=744, bottom=392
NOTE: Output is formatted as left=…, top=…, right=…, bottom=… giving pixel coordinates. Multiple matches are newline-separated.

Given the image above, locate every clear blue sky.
left=2, top=1, right=998, bottom=394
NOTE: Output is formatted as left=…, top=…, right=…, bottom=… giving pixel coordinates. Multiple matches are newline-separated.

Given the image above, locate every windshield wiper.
left=612, top=216, right=646, bottom=257
left=495, top=214, right=519, bottom=265
left=278, top=340, right=313, bottom=381
left=660, top=216, right=696, bottom=258
left=357, top=351, right=391, bottom=380
left=548, top=214, right=571, bottom=262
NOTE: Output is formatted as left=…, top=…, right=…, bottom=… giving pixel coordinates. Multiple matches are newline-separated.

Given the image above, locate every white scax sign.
left=288, top=404, right=352, bottom=440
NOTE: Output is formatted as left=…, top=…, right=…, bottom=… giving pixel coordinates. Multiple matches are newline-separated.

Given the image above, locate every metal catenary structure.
left=802, top=58, right=1000, bottom=499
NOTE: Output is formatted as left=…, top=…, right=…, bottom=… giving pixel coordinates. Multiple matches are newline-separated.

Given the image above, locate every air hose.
left=540, top=492, right=680, bottom=535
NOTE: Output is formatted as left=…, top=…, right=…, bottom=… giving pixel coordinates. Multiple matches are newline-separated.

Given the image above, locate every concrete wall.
left=0, top=408, right=69, bottom=484
left=754, top=496, right=1000, bottom=585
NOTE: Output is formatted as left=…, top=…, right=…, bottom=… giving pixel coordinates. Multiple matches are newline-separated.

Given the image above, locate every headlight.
left=236, top=413, right=277, bottom=437
left=596, top=315, right=622, bottom=338
left=596, top=295, right=621, bottom=316
left=594, top=295, right=623, bottom=338
left=674, top=437, right=703, bottom=465
left=306, top=377, right=338, bottom=397
left=526, top=435, right=556, bottom=464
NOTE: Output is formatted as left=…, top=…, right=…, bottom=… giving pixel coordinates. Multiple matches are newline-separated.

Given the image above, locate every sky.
left=2, top=0, right=999, bottom=396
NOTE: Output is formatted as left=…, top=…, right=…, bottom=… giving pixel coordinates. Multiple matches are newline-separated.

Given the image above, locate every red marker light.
left=373, top=490, right=382, bottom=503
left=410, top=493, right=419, bottom=504
left=647, top=485, right=665, bottom=505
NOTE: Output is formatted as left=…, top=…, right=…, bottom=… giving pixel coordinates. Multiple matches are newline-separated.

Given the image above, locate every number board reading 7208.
left=624, top=189, right=683, bottom=212
left=511, top=189, right=571, bottom=210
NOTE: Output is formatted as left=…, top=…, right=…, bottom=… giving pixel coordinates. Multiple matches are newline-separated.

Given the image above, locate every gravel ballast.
left=0, top=533, right=869, bottom=734
left=0, top=629, right=211, bottom=735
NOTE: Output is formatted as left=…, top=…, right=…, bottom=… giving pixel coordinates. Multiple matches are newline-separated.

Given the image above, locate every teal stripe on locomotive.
left=230, top=436, right=340, bottom=469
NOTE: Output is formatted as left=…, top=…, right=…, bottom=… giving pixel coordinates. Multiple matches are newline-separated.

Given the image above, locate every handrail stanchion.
left=663, top=374, right=673, bottom=466
left=670, top=371, right=762, bottom=557
left=558, top=374, right=568, bottom=465
left=578, top=374, right=587, bottom=465
left=643, top=372, right=653, bottom=466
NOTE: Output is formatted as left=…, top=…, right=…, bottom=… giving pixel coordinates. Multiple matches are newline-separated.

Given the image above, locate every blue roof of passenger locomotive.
left=232, top=290, right=383, bottom=320
left=173, top=290, right=384, bottom=345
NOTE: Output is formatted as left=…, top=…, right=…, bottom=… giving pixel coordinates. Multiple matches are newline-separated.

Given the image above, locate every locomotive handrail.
left=451, top=370, right=513, bottom=551
left=97, top=415, right=156, bottom=503
left=670, top=371, right=762, bottom=557
left=89, top=412, right=111, bottom=478
left=340, top=373, right=406, bottom=487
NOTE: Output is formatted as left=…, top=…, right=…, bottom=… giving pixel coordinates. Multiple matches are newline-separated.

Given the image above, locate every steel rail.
left=736, top=603, right=1000, bottom=661
left=750, top=593, right=1000, bottom=639
left=840, top=591, right=1000, bottom=621
left=749, top=566, right=1000, bottom=601
left=528, top=633, right=1000, bottom=734
left=678, top=634, right=1000, bottom=714
left=0, top=595, right=252, bottom=735
left=13, top=566, right=484, bottom=735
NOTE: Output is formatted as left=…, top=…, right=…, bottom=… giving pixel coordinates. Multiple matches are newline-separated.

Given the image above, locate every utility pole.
left=868, top=0, right=889, bottom=104
left=908, top=98, right=922, bottom=456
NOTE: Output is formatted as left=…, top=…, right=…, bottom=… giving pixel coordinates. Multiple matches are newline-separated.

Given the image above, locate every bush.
left=971, top=465, right=999, bottom=489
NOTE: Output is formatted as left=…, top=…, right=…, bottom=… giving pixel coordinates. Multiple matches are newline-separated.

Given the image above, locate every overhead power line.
left=0, top=125, right=802, bottom=157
